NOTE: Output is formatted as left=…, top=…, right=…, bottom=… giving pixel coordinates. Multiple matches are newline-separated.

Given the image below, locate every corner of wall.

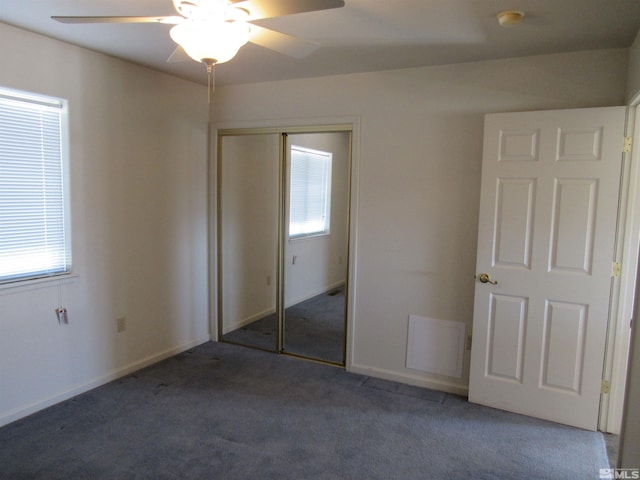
left=626, top=28, right=640, bottom=103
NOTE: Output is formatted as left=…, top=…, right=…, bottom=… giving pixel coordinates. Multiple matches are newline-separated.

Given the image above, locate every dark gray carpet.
left=0, top=342, right=610, bottom=479
left=604, top=433, right=620, bottom=467
left=223, top=288, right=345, bottom=364
left=362, top=377, right=447, bottom=403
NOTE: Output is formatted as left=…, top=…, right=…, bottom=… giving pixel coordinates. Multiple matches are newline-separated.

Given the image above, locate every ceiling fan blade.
left=249, top=24, right=320, bottom=58
left=167, top=45, right=192, bottom=63
left=230, top=0, right=344, bottom=21
left=51, top=16, right=183, bottom=24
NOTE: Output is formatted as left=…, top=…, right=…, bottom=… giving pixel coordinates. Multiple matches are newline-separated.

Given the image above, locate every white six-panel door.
left=469, top=107, right=626, bottom=430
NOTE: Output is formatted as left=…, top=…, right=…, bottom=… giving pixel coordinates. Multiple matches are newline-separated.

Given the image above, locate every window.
left=0, top=87, right=70, bottom=284
left=289, top=145, right=332, bottom=238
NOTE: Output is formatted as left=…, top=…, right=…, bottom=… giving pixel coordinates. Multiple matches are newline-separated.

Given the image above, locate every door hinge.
left=466, top=334, right=473, bottom=350
left=624, top=136, right=633, bottom=153
left=612, top=261, right=622, bottom=278
left=601, top=380, right=611, bottom=395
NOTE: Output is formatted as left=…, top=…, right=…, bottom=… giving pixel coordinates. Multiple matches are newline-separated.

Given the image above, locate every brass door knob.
left=477, top=273, right=498, bottom=285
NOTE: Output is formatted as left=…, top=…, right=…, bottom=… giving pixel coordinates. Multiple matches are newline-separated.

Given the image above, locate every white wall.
left=627, top=29, right=640, bottom=102
left=0, top=23, right=210, bottom=426
left=619, top=252, right=640, bottom=466
left=211, top=49, right=628, bottom=393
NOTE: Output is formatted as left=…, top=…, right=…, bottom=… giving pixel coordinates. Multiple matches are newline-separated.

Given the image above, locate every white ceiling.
left=2, top=0, right=640, bottom=87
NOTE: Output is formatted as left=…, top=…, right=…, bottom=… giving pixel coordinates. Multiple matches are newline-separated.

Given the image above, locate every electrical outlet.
left=116, top=317, right=126, bottom=333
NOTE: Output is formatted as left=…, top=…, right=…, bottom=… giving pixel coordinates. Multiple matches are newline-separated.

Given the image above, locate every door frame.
left=208, top=116, right=361, bottom=370
left=602, top=104, right=639, bottom=433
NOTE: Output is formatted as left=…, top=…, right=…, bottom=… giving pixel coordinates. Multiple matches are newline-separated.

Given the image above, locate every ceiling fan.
left=52, top=0, right=345, bottom=92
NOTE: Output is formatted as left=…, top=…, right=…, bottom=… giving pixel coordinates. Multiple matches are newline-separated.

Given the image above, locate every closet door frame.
left=213, top=121, right=358, bottom=367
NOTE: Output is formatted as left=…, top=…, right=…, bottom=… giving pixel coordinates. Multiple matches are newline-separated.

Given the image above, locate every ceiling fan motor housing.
left=173, top=0, right=236, bottom=20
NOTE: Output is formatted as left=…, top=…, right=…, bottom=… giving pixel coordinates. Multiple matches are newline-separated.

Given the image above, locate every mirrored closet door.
left=218, top=132, right=281, bottom=352
left=282, top=132, right=350, bottom=364
left=218, top=128, right=351, bottom=365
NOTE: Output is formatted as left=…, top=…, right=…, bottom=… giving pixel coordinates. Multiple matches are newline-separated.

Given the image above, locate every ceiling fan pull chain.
left=205, top=59, right=216, bottom=104
left=208, top=65, right=212, bottom=104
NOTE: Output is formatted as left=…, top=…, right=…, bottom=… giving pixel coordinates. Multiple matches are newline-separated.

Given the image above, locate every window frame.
left=0, top=86, right=72, bottom=285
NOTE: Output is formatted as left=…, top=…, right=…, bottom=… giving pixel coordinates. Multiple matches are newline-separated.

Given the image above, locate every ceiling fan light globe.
left=169, top=20, right=250, bottom=64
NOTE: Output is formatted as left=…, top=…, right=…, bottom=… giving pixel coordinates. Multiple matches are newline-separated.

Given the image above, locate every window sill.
left=0, top=273, right=79, bottom=295
left=289, top=232, right=331, bottom=242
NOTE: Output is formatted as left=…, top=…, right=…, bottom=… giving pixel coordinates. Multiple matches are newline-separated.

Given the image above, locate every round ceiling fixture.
left=497, top=10, right=525, bottom=27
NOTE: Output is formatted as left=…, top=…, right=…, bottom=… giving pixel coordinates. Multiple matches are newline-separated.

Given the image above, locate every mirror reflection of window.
left=289, top=145, right=332, bottom=239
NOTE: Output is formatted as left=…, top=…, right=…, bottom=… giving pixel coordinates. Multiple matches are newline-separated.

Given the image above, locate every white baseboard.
left=0, top=334, right=211, bottom=428
left=349, top=363, right=469, bottom=397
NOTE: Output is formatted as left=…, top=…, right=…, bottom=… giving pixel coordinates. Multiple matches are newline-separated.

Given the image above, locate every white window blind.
left=289, top=145, right=332, bottom=238
left=0, top=88, right=70, bottom=283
